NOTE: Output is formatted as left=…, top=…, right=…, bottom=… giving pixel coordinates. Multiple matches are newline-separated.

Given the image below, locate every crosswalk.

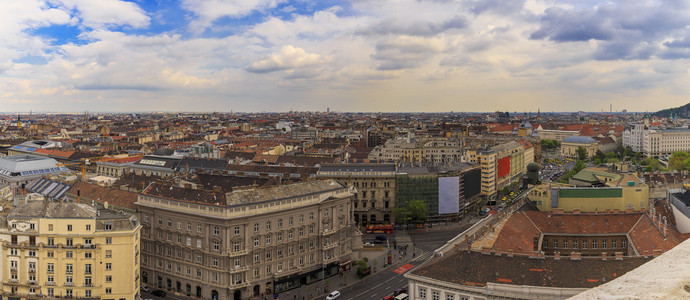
left=413, top=251, right=434, bottom=262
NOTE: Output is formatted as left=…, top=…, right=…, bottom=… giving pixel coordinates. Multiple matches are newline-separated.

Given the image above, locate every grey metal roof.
left=562, top=136, right=597, bottom=144
left=0, top=155, right=69, bottom=179
left=25, top=178, right=72, bottom=200
left=318, top=164, right=396, bottom=173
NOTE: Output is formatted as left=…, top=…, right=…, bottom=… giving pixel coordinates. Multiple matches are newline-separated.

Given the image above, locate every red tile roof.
left=493, top=212, right=541, bottom=253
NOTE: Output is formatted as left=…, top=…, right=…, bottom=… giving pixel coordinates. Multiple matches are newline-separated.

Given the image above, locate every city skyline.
left=3, top=1, right=690, bottom=112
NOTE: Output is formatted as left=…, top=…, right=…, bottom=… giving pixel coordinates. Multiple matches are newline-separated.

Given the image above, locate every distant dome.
left=527, top=162, right=539, bottom=171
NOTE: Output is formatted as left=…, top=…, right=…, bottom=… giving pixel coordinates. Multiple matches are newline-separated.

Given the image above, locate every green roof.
left=558, top=188, right=622, bottom=198
left=570, top=168, right=621, bottom=183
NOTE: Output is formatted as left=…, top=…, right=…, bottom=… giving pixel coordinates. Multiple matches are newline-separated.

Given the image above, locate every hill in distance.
left=654, top=102, right=690, bottom=118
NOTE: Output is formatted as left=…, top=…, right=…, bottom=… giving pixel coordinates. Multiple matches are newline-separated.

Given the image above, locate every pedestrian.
left=413, top=252, right=416, bottom=258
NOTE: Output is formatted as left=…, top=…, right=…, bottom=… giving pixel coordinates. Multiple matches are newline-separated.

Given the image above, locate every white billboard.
left=438, top=176, right=460, bottom=214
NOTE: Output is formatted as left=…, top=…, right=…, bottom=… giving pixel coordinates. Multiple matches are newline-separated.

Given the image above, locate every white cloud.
left=246, top=45, right=329, bottom=73
left=182, top=0, right=285, bottom=34
left=59, top=0, right=150, bottom=29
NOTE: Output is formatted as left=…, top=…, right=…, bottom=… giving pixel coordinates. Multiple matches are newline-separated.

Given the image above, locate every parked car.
left=375, top=235, right=388, bottom=241
left=140, top=286, right=150, bottom=292
left=394, top=288, right=407, bottom=296
left=151, top=290, right=167, bottom=297
left=383, top=296, right=395, bottom=300
left=326, top=291, right=341, bottom=300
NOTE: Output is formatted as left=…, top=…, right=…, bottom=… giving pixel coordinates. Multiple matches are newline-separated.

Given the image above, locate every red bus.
left=365, top=224, right=393, bottom=234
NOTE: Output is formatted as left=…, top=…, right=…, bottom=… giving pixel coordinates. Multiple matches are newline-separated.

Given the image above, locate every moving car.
left=326, top=291, right=341, bottom=300
left=151, top=290, right=167, bottom=297
left=394, top=293, right=408, bottom=300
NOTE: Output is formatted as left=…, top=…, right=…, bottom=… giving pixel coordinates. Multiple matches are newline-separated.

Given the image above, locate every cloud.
left=59, top=0, right=150, bottom=29
left=357, top=15, right=468, bottom=37
left=246, top=45, right=328, bottom=73
left=371, top=36, right=449, bottom=70
left=530, top=7, right=613, bottom=42
left=181, top=0, right=285, bottom=34
left=530, top=2, right=690, bottom=61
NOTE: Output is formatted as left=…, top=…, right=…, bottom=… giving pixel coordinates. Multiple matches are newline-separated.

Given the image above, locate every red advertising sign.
left=498, top=156, right=511, bottom=178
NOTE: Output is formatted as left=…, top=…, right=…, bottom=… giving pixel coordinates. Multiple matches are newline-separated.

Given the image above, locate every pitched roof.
left=411, top=251, right=649, bottom=288
left=65, top=181, right=138, bottom=210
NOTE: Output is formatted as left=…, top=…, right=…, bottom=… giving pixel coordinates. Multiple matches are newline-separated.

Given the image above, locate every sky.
left=2, top=0, right=690, bottom=113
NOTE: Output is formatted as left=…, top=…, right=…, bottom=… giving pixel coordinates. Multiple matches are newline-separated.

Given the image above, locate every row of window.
left=418, top=288, right=469, bottom=300
left=544, top=239, right=626, bottom=249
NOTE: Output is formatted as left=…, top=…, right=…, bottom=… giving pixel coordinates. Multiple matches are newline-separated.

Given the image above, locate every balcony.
left=10, top=266, right=17, bottom=271
left=28, top=280, right=37, bottom=285
left=322, top=257, right=338, bottom=264
left=10, top=279, right=18, bottom=283
left=65, top=282, right=74, bottom=287
left=321, top=228, right=337, bottom=236
left=29, top=268, right=36, bottom=273
left=46, top=281, right=56, bottom=286
left=322, top=243, right=337, bottom=251
left=231, top=281, right=251, bottom=289
left=229, top=266, right=249, bottom=274
left=229, top=249, right=248, bottom=257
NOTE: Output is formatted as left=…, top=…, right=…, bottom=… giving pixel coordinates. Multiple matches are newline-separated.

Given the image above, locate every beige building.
left=478, top=141, right=526, bottom=198
left=0, top=201, right=140, bottom=300
left=560, top=136, right=599, bottom=159
left=530, top=170, right=649, bottom=212
left=537, top=129, right=580, bottom=142
left=317, top=164, right=396, bottom=225
left=368, top=138, right=464, bottom=163
left=642, top=128, right=690, bottom=157
left=137, top=180, right=355, bottom=300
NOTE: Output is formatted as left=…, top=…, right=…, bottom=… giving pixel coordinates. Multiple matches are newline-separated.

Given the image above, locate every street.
left=337, top=251, right=435, bottom=300
left=335, top=224, right=472, bottom=300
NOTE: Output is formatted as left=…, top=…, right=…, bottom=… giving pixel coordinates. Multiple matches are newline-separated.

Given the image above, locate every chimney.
left=643, top=250, right=649, bottom=258
left=615, top=252, right=623, bottom=260
left=572, top=209, right=581, bottom=214
left=554, top=251, right=561, bottom=260
left=605, top=209, right=612, bottom=213
left=506, top=249, right=514, bottom=257
left=613, top=209, right=620, bottom=214
left=601, top=252, right=607, bottom=260
left=653, top=249, right=663, bottom=257
left=570, top=252, right=582, bottom=260
left=626, top=207, right=634, bottom=213
left=481, top=247, right=492, bottom=255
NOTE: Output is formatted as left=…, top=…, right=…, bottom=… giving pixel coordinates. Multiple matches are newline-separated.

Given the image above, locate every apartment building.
left=642, top=128, right=690, bottom=157
left=317, top=164, right=396, bottom=225
left=137, top=180, right=354, bottom=300
left=367, top=138, right=464, bottom=163
left=0, top=201, right=140, bottom=300
left=478, top=141, right=526, bottom=198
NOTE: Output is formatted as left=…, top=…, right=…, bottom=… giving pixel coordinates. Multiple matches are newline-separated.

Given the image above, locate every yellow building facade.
left=530, top=174, right=649, bottom=212
left=0, top=201, right=140, bottom=300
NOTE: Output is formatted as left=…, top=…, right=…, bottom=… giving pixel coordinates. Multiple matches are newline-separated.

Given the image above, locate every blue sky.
left=2, top=0, right=690, bottom=112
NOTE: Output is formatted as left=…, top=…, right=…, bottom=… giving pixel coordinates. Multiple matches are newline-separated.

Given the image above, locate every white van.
left=394, top=293, right=408, bottom=300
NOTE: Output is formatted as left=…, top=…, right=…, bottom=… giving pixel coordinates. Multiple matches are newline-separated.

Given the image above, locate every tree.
left=407, top=199, right=429, bottom=223
left=576, top=146, right=588, bottom=161
left=541, top=139, right=560, bottom=150
left=393, top=207, right=411, bottom=224
left=669, top=151, right=690, bottom=170
left=595, top=149, right=605, bottom=160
